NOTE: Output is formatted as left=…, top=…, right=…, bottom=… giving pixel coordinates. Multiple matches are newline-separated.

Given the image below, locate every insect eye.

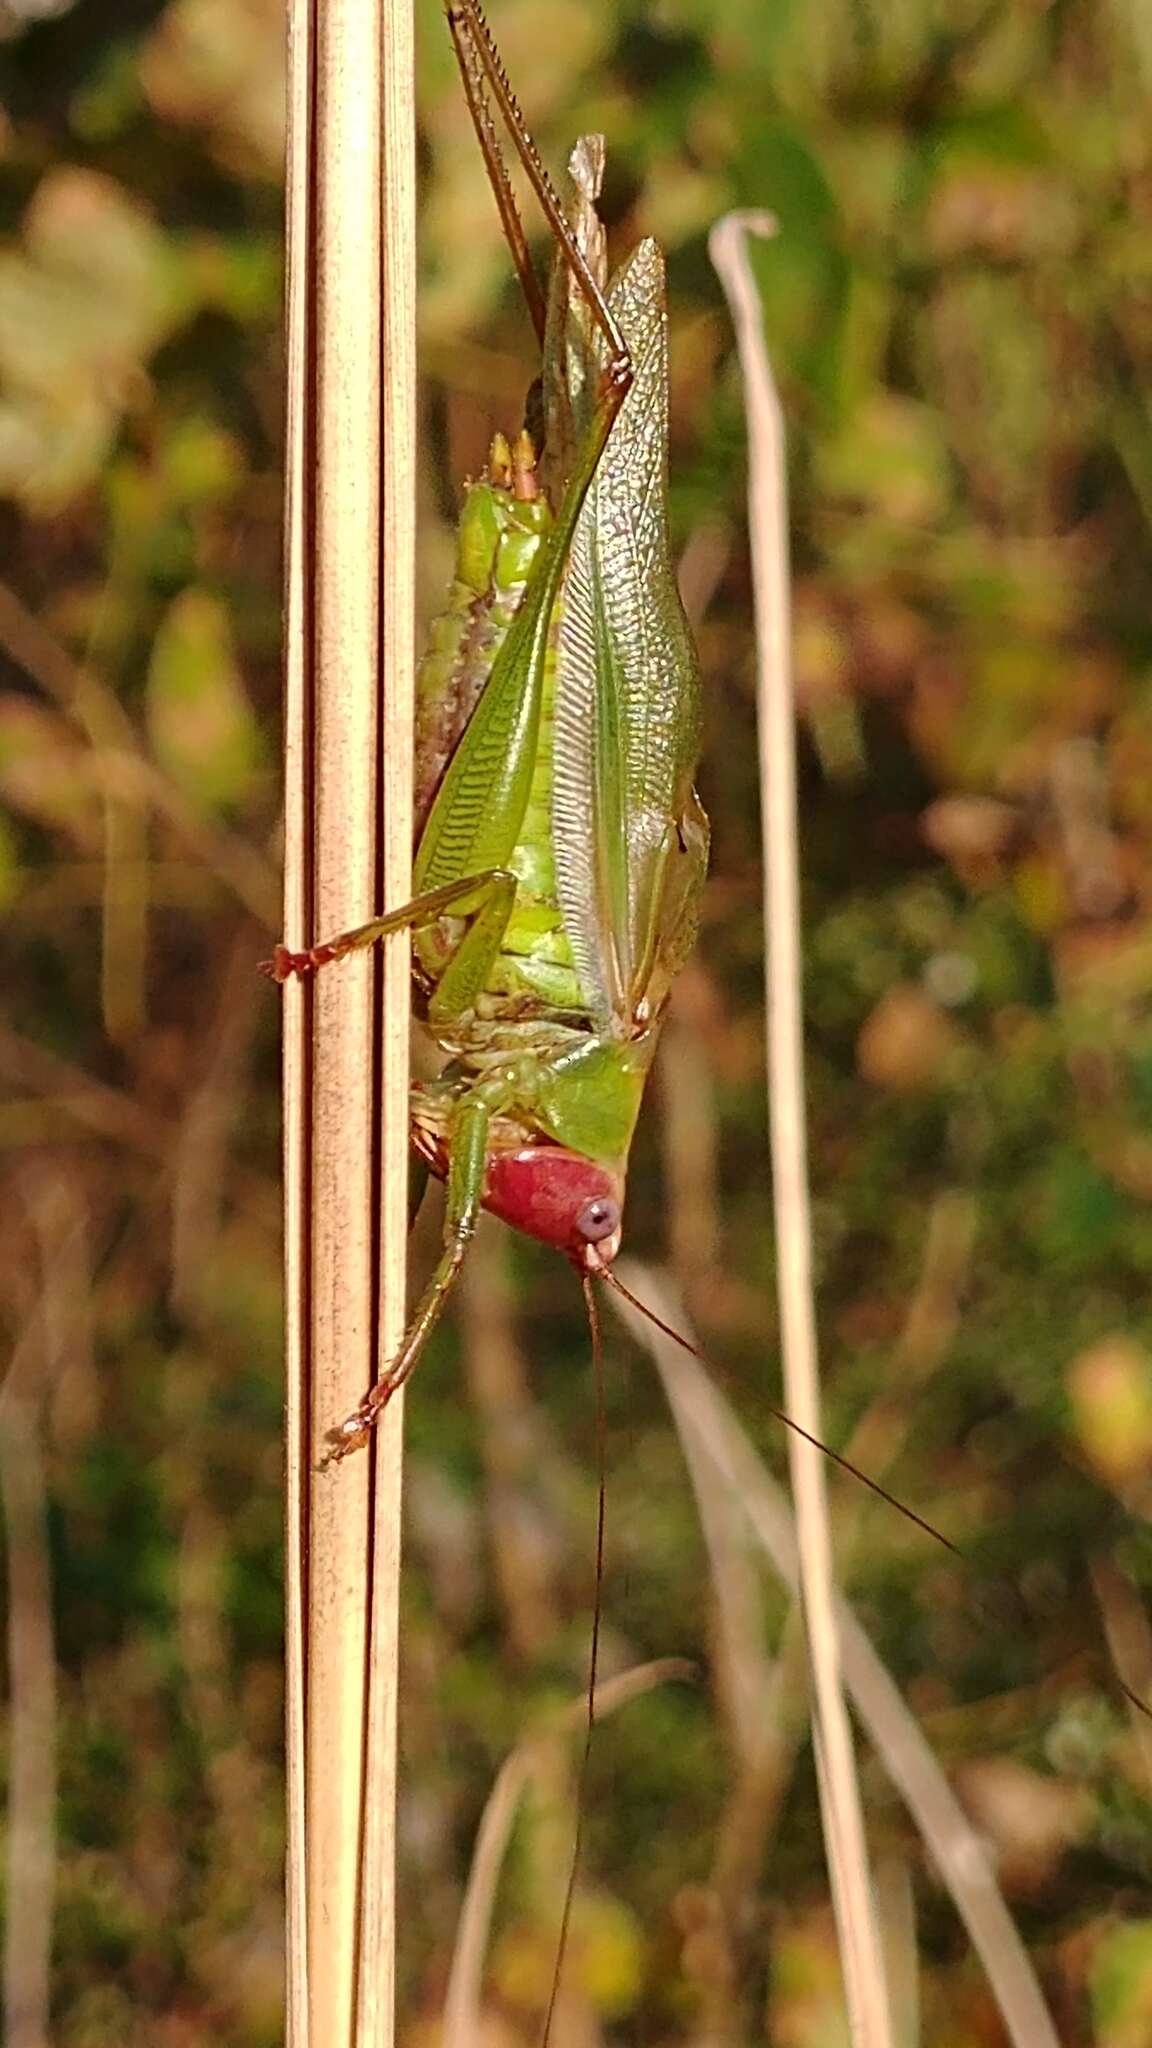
left=575, top=1196, right=620, bottom=1244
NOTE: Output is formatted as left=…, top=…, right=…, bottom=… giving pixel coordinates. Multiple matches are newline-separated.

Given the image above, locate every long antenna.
left=603, top=1269, right=961, bottom=1556
left=601, top=1268, right=1152, bottom=1725
left=538, top=1273, right=608, bottom=2047
left=445, top=2, right=547, bottom=344
left=445, top=0, right=630, bottom=380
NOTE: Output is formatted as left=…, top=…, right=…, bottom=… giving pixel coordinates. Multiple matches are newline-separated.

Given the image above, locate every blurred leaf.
left=956, top=1757, right=1093, bottom=1891
left=922, top=272, right=1082, bottom=525
left=146, top=588, right=262, bottom=812
left=69, top=42, right=148, bottom=142
left=1066, top=1337, right=1152, bottom=1489
left=184, top=232, right=283, bottom=322
left=490, top=1889, right=643, bottom=2022
left=23, top=168, right=173, bottom=320
left=140, top=0, right=286, bottom=175
left=0, top=804, right=19, bottom=909
left=1090, top=1920, right=1152, bottom=2048
left=768, top=1911, right=851, bottom=2048
left=660, top=0, right=803, bottom=64
left=856, top=981, right=964, bottom=1091
left=0, top=696, right=103, bottom=849
left=746, top=233, right=853, bottom=415
left=159, top=417, right=245, bottom=507
left=0, top=169, right=178, bottom=508
left=570, top=1890, right=644, bottom=2019
left=740, top=120, right=837, bottom=228
left=816, top=391, right=951, bottom=525
left=1024, top=1149, right=1125, bottom=1269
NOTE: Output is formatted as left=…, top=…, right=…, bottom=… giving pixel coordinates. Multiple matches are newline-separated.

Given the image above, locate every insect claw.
left=259, top=943, right=313, bottom=983
left=321, top=1372, right=407, bottom=1465
left=320, top=1408, right=372, bottom=1466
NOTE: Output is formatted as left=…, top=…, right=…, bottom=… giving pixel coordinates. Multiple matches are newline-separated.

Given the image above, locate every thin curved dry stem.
left=682, top=1197, right=973, bottom=2039
left=613, top=1260, right=1063, bottom=2048
left=710, top=208, right=893, bottom=2046
left=442, top=1658, right=695, bottom=2048
left=687, top=1414, right=810, bottom=2045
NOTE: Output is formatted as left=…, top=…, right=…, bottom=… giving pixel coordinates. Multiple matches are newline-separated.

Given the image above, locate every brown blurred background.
left=2, top=0, right=1152, bottom=2041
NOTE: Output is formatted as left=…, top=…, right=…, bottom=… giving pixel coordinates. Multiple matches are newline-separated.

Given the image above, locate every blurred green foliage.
left=1, top=0, right=1151, bottom=2042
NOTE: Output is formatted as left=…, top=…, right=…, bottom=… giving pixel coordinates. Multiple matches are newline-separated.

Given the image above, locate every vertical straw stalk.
left=358, top=0, right=416, bottom=2035
left=709, top=213, right=894, bottom=2046
left=282, top=1, right=415, bottom=2042
left=282, top=3, right=310, bottom=2032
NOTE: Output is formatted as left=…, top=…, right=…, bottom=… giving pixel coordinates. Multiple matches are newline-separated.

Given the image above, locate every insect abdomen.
left=413, top=437, right=589, bottom=1022
left=414, top=446, right=551, bottom=835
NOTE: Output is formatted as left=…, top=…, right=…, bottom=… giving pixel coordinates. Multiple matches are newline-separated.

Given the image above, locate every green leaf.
left=146, top=588, right=262, bottom=812
left=1090, top=1920, right=1152, bottom=2048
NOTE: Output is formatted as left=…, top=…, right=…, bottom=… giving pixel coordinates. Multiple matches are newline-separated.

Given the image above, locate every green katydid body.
left=407, top=136, right=706, bottom=1230
left=412, top=442, right=583, bottom=1019
left=265, top=16, right=707, bottom=1452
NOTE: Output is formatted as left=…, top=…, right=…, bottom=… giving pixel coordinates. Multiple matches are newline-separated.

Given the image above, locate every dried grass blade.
left=282, top=0, right=415, bottom=2041
left=710, top=207, right=892, bottom=2046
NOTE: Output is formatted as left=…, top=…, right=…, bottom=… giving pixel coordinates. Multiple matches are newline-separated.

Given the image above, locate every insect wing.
left=549, top=142, right=708, bottom=1035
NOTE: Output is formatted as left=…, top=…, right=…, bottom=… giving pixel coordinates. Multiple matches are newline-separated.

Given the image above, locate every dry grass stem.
left=613, top=1261, right=1062, bottom=2048
left=357, top=0, right=417, bottom=2033
left=680, top=1370, right=809, bottom=2042
left=282, top=0, right=415, bottom=2040
left=709, top=211, right=893, bottom=2045
left=282, top=4, right=313, bottom=2028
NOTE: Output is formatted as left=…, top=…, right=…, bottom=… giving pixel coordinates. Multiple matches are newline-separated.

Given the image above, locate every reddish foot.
left=318, top=1418, right=370, bottom=1468
left=258, top=943, right=316, bottom=982
left=319, top=1379, right=399, bottom=1468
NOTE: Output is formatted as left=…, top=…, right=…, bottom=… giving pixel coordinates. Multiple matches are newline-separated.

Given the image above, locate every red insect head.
left=483, top=1145, right=623, bottom=1270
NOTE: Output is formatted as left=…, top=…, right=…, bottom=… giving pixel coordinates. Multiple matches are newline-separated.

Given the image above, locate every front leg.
left=324, top=1094, right=491, bottom=1461
left=259, top=868, right=516, bottom=982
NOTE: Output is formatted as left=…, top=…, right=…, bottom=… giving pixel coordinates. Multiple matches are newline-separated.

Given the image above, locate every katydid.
left=262, top=2, right=1152, bottom=1755
left=264, top=0, right=708, bottom=1456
